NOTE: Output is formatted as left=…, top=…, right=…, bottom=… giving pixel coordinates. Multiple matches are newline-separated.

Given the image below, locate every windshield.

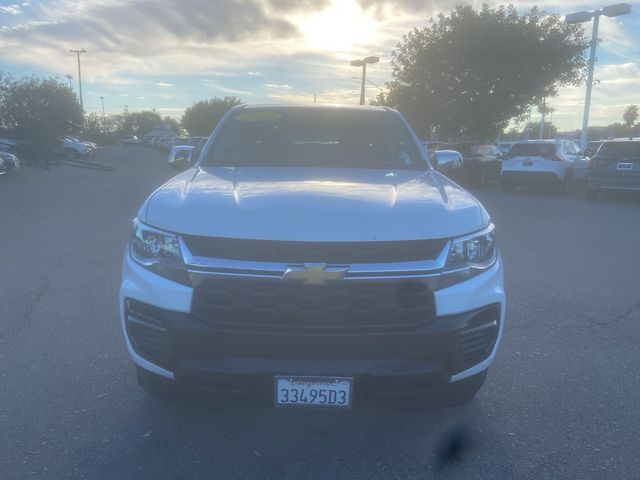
left=506, top=143, right=556, bottom=158
left=595, top=142, right=640, bottom=159
left=202, top=109, right=425, bottom=170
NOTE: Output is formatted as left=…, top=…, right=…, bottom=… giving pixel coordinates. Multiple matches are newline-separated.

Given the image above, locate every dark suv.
left=585, top=139, right=640, bottom=200
left=443, top=142, right=502, bottom=186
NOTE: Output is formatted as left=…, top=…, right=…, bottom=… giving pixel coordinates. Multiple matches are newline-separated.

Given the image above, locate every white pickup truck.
left=120, top=105, right=505, bottom=408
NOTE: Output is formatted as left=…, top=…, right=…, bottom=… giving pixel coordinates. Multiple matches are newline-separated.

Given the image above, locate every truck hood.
left=142, top=167, right=490, bottom=241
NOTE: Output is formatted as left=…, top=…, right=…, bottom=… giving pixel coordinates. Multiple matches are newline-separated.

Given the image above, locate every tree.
left=623, top=105, right=638, bottom=137
left=0, top=73, right=82, bottom=136
left=182, top=96, right=242, bottom=136
left=163, top=116, right=180, bottom=134
left=121, top=110, right=163, bottom=136
left=521, top=121, right=557, bottom=139
left=386, top=4, right=588, bottom=140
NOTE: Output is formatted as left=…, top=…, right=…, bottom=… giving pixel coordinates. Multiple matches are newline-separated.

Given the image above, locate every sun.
left=299, top=0, right=377, bottom=53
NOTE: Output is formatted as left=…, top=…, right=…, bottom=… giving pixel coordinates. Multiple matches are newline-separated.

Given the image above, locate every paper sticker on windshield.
left=235, top=112, right=283, bottom=122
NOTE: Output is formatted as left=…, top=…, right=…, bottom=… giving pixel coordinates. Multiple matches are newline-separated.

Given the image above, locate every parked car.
left=585, top=138, right=640, bottom=200
left=0, top=138, right=22, bottom=155
left=500, top=140, right=588, bottom=192
left=433, top=149, right=464, bottom=182
left=123, top=104, right=505, bottom=408
left=442, top=142, right=503, bottom=186
left=62, top=136, right=95, bottom=159
left=121, top=135, right=140, bottom=145
left=420, top=140, right=443, bottom=152
left=497, top=142, right=516, bottom=155
left=0, top=151, right=20, bottom=174
left=585, top=140, right=605, bottom=158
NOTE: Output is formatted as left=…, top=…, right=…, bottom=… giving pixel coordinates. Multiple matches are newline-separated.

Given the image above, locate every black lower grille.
left=182, top=235, right=447, bottom=264
left=457, top=306, right=499, bottom=371
left=191, top=278, right=436, bottom=330
left=126, top=300, right=171, bottom=368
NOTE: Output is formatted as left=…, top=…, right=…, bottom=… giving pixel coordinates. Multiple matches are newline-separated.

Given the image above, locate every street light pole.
left=566, top=3, right=631, bottom=151
left=580, top=14, right=599, bottom=150
left=539, top=96, right=546, bottom=139
left=360, top=63, right=367, bottom=106
left=350, top=56, right=380, bottom=105
left=69, top=48, right=87, bottom=111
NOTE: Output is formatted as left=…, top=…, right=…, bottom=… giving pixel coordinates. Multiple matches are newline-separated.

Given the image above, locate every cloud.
left=265, top=83, right=291, bottom=88
left=0, top=4, right=22, bottom=15
left=1, top=0, right=638, bottom=129
left=546, top=62, right=640, bottom=128
left=0, top=0, right=317, bottom=70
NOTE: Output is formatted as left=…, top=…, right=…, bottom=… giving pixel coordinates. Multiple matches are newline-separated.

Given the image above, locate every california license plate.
left=275, top=376, right=352, bottom=409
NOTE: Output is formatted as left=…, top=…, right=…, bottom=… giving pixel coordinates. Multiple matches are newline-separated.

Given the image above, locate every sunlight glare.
left=299, top=0, right=377, bottom=53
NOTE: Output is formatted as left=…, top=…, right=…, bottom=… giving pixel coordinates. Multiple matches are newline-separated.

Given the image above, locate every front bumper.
left=119, top=250, right=505, bottom=402
left=586, top=174, right=640, bottom=191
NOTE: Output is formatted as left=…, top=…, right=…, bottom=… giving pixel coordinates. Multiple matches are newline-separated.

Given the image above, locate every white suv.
left=120, top=105, right=505, bottom=408
left=501, top=140, right=588, bottom=192
left=62, top=136, right=95, bottom=159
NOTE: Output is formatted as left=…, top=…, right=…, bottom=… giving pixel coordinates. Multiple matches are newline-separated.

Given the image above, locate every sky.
left=0, top=0, right=639, bottom=130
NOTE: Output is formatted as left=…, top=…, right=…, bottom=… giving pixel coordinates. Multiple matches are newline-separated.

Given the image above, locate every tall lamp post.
left=566, top=3, right=631, bottom=151
left=350, top=56, right=379, bottom=105
left=352, top=76, right=385, bottom=104
left=69, top=48, right=87, bottom=111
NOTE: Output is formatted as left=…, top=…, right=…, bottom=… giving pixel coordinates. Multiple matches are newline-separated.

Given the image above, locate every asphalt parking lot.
left=1, top=146, right=639, bottom=479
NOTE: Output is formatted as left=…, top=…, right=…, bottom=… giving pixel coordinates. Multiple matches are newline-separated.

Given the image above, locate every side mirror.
left=168, top=145, right=195, bottom=170
left=434, top=151, right=464, bottom=173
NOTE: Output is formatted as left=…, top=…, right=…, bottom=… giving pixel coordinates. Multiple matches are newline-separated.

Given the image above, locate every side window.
left=563, top=141, right=576, bottom=155
left=570, top=141, right=581, bottom=154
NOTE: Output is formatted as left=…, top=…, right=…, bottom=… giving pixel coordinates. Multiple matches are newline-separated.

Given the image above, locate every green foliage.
left=522, top=121, right=557, bottom=140
left=121, top=110, right=164, bottom=136
left=623, top=105, right=638, bottom=129
left=0, top=73, right=83, bottom=136
left=386, top=4, right=589, bottom=140
left=579, top=122, right=639, bottom=141
left=182, top=96, right=242, bottom=136
left=163, top=116, right=180, bottom=134
left=81, top=111, right=178, bottom=144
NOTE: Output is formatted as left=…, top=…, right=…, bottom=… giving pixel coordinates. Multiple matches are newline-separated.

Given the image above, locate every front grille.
left=191, top=278, right=436, bottom=330
left=182, top=235, right=447, bottom=264
left=456, top=305, right=499, bottom=371
left=125, top=300, right=171, bottom=368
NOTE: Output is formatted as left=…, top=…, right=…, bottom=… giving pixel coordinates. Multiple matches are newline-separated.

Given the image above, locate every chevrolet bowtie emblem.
left=282, top=263, right=349, bottom=285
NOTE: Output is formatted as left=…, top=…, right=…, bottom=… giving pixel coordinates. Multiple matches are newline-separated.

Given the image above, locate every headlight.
left=130, top=219, right=190, bottom=285
left=439, top=224, right=497, bottom=289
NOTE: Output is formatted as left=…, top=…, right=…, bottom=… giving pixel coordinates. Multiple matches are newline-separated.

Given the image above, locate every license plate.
left=275, top=376, right=352, bottom=409
left=523, top=160, right=533, bottom=166
left=617, top=162, right=633, bottom=171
